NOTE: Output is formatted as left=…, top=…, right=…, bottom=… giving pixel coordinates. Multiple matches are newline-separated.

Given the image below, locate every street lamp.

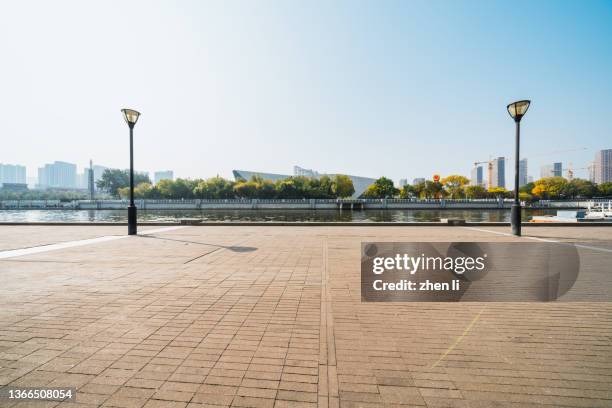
left=121, top=108, right=141, bottom=235
left=506, top=100, right=530, bottom=236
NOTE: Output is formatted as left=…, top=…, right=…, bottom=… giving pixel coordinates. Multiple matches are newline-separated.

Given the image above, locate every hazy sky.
left=2, top=0, right=611, bottom=182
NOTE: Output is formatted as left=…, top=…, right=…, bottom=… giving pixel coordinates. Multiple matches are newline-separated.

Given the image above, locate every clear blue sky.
left=1, top=0, right=611, bottom=182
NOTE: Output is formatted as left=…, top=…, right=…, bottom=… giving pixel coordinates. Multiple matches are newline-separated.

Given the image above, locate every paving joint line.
left=318, top=236, right=339, bottom=408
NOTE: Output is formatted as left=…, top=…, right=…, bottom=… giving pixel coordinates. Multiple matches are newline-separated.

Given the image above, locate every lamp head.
left=121, top=108, right=141, bottom=128
left=507, top=100, right=530, bottom=122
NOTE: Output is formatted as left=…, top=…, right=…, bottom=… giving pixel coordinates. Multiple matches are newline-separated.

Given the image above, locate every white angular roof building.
left=232, top=167, right=376, bottom=198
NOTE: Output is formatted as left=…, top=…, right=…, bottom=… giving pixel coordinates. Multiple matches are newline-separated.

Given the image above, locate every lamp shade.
left=507, top=100, right=530, bottom=120
left=121, top=109, right=141, bottom=126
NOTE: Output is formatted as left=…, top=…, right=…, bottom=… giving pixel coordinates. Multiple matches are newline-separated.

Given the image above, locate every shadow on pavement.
left=139, top=234, right=258, bottom=252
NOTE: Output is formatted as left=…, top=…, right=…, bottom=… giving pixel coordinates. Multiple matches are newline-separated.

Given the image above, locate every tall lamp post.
left=121, top=108, right=141, bottom=235
left=506, top=100, right=530, bottom=236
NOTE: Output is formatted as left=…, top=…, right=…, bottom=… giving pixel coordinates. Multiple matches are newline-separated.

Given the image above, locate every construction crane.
left=473, top=157, right=507, bottom=188
left=473, top=148, right=589, bottom=184
left=564, top=163, right=592, bottom=181
left=473, top=160, right=493, bottom=188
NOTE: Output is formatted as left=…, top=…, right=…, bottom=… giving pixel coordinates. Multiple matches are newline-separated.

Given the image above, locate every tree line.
left=519, top=177, right=612, bottom=201
left=3, top=169, right=610, bottom=201
left=361, top=175, right=504, bottom=199
left=362, top=175, right=612, bottom=200
left=94, top=170, right=356, bottom=199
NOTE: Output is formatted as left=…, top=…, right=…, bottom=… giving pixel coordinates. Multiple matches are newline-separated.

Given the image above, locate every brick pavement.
left=0, top=225, right=611, bottom=407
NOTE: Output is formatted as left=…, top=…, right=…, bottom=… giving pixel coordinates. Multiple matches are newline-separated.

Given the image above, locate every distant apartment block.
left=593, top=149, right=612, bottom=184
left=154, top=170, right=174, bottom=184
left=294, top=166, right=320, bottom=178
left=37, top=161, right=77, bottom=189
left=77, top=164, right=108, bottom=190
left=412, top=178, right=425, bottom=185
left=519, top=158, right=528, bottom=187
left=470, top=166, right=484, bottom=187
left=0, top=163, right=26, bottom=184
left=398, top=178, right=407, bottom=188
left=541, top=162, right=563, bottom=178
left=490, top=157, right=505, bottom=189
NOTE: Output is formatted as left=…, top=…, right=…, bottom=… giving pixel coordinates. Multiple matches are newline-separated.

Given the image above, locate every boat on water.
left=530, top=201, right=612, bottom=223
left=584, top=201, right=612, bottom=220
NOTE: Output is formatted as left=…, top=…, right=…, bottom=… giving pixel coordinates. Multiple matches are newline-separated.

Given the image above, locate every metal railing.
left=1, top=197, right=599, bottom=209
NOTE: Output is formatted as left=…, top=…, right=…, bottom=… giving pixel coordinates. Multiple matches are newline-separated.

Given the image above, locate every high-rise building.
left=293, top=166, right=320, bottom=177
left=541, top=162, right=563, bottom=178
left=154, top=170, right=174, bottom=184
left=519, top=158, right=528, bottom=187
left=412, top=178, right=425, bottom=185
left=0, top=163, right=27, bottom=184
left=398, top=178, right=407, bottom=188
left=37, top=161, right=77, bottom=189
left=490, top=157, right=505, bottom=189
left=593, top=149, right=612, bottom=184
left=78, top=164, right=109, bottom=190
left=470, top=166, right=484, bottom=187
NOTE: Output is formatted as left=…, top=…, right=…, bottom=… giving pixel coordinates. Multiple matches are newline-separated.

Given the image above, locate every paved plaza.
left=0, top=225, right=611, bottom=408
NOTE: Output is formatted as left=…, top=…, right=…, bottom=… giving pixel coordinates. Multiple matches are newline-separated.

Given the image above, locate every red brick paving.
left=0, top=226, right=611, bottom=407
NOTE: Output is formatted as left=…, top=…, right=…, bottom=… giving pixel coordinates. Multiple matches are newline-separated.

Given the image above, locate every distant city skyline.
left=8, top=148, right=612, bottom=191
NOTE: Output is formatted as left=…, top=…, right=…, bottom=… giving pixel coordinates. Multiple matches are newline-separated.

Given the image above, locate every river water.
left=0, top=209, right=557, bottom=223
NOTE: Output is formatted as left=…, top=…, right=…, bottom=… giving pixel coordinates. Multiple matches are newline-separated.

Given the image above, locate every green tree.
left=118, top=182, right=157, bottom=199
left=413, top=182, right=426, bottom=198
left=304, top=177, right=326, bottom=199
left=399, top=184, right=415, bottom=199
left=156, top=178, right=199, bottom=199
left=488, top=187, right=508, bottom=198
left=0, top=189, right=92, bottom=201
left=97, top=169, right=151, bottom=197
left=531, top=177, right=567, bottom=199
left=598, top=182, right=612, bottom=197
left=561, top=178, right=597, bottom=198
left=465, top=185, right=487, bottom=199
left=233, top=180, right=259, bottom=198
left=362, top=177, right=399, bottom=198
left=422, top=181, right=445, bottom=199
left=275, top=178, right=300, bottom=199
left=441, top=175, right=469, bottom=198
left=134, top=182, right=154, bottom=198
left=257, top=178, right=277, bottom=198
left=332, top=175, right=355, bottom=198
left=194, top=177, right=235, bottom=199
left=519, top=182, right=535, bottom=194
left=519, top=192, right=534, bottom=202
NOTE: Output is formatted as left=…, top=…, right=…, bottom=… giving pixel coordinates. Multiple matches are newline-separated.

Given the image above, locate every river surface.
left=0, top=209, right=558, bottom=223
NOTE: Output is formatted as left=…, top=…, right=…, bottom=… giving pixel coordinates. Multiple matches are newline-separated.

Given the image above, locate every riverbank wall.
left=1, top=198, right=608, bottom=210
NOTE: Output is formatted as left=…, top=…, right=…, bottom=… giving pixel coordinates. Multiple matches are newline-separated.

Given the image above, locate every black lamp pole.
left=506, top=100, right=530, bottom=237
left=511, top=117, right=521, bottom=236
left=128, top=123, right=137, bottom=235
left=121, top=108, right=141, bottom=236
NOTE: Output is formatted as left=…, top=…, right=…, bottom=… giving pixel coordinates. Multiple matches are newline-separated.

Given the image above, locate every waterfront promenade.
left=0, top=225, right=611, bottom=407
